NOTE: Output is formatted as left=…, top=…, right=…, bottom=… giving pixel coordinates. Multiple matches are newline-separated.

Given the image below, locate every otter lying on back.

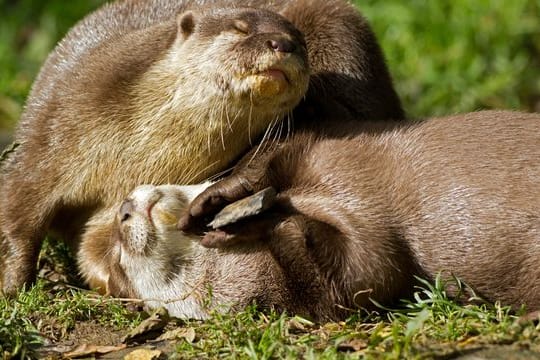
left=0, top=0, right=404, bottom=296
left=108, top=110, right=540, bottom=321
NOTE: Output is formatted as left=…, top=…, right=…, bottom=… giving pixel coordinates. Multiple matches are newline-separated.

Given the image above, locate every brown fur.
left=0, top=0, right=403, bottom=295
left=177, top=110, right=540, bottom=320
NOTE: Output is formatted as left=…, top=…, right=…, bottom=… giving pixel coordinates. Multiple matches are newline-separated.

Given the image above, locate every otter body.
left=0, top=0, right=403, bottom=295
left=113, top=111, right=540, bottom=320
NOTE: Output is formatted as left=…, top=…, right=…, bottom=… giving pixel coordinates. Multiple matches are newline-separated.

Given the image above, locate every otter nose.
left=267, top=36, right=296, bottom=53
left=119, top=199, right=134, bottom=222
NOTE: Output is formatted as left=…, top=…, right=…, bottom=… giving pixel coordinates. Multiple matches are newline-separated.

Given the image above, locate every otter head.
left=123, top=8, right=311, bottom=186
left=177, top=8, right=308, bottom=101
left=160, top=8, right=309, bottom=132
left=92, top=184, right=211, bottom=319
left=102, top=184, right=302, bottom=320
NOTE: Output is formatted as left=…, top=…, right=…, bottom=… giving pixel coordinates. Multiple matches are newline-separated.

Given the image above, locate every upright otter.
left=0, top=0, right=404, bottom=295
left=110, top=111, right=539, bottom=321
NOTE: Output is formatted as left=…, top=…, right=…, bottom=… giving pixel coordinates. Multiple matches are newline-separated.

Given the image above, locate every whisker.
left=225, top=100, right=233, bottom=132
left=206, top=166, right=234, bottom=182
left=183, top=158, right=221, bottom=185
left=220, top=99, right=226, bottom=150
left=276, top=114, right=284, bottom=143
left=246, top=116, right=279, bottom=166
left=248, top=89, right=254, bottom=146
left=286, top=110, right=294, bottom=141
left=267, top=116, right=282, bottom=153
left=176, top=155, right=201, bottom=184
left=206, top=109, right=212, bottom=155
left=179, top=158, right=200, bottom=184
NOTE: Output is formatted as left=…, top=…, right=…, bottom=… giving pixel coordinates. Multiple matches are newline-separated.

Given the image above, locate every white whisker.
left=248, top=89, right=254, bottom=146
left=183, top=158, right=220, bottom=185
left=220, top=99, right=226, bottom=150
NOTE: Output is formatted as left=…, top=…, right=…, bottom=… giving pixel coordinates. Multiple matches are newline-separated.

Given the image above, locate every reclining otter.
left=108, top=110, right=540, bottom=321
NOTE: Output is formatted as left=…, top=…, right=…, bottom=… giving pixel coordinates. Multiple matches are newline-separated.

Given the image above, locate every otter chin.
left=247, top=69, right=290, bottom=97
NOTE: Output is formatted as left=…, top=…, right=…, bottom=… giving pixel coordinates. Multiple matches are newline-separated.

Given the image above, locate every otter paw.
left=177, top=176, right=255, bottom=232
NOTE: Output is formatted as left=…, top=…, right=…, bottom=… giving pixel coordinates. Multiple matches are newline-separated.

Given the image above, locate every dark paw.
left=177, top=176, right=254, bottom=233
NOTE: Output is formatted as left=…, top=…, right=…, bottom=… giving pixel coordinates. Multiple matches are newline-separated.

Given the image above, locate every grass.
left=170, top=276, right=538, bottom=359
left=1, top=0, right=540, bottom=358
left=0, top=280, right=142, bottom=358
left=358, top=0, right=540, bottom=118
left=1, top=239, right=142, bottom=359
left=5, top=273, right=537, bottom=359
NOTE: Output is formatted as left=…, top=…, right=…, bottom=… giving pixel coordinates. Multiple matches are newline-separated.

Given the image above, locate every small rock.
left=208, top=187, right=277, bottom=229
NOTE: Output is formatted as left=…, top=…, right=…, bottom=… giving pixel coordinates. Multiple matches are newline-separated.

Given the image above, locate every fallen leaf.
left=156, top=327, right=196, bottom=343
left=64, top=343, right=126, bottom=358
left=124, top=348, right=162, bottom=360
left=322, top=322, right=342, bottom=332
left=458, top=335, right=481, bottom=346
left=122, top=307, right=170, bottom=344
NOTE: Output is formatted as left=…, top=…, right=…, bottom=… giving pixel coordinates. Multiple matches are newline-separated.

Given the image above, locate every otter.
left=0, top=0, right=404, bottom=295
left=110, top=110, right=539, bottom=321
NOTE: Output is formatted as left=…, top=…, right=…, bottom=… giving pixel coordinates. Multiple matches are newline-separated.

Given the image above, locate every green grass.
left=6, top=274, right=538, bottom=359
left=1, top=239, right=142, bottom=359
left=163, top=276, right=539, bottom=358
left=0, top=280, right=143, bottom=358
left=358, top=0, right=540, bottom=118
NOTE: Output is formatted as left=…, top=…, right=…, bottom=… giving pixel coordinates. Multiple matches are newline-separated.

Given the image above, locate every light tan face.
left=107, top=182, right=294, bottom=320
left=114, top=184, right=200, bottom=255
left=107, top=184, right=211, bottom=300
left=171, top=7, right=310, bottom=111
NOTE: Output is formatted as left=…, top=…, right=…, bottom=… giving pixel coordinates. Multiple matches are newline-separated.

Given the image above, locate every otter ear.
left=177, top=11, right=197, bottom=40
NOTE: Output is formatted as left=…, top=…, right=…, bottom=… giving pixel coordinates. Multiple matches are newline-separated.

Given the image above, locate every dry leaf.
left=124, top=348, right=162, bottom=360
left=156, top=327, right=196, bottom=343
left=288, top=316, right=315, bottom=333
left=64, top=343, right=126, bottom=358
left=122, top=307, right=170, bottom=344
left=337, top=338, right=368, bottom=352
left=322, top=322, right=342, bottom=332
